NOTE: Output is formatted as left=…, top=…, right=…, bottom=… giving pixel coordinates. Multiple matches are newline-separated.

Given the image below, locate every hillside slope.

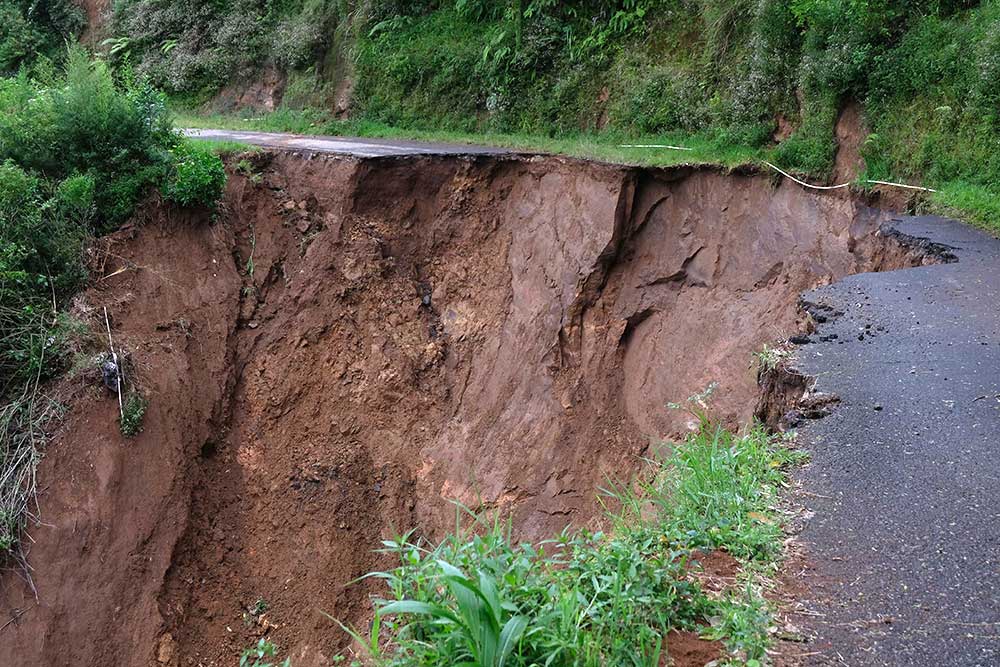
left=70, top=1, right=995, bottom=226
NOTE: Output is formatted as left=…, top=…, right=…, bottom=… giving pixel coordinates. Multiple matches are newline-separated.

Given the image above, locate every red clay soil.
left=0, top=153, right=923, bottom=666
left=689, top=549, right=741, bottom=594
left=833, top=101, right=868, bottom=184
left=663, top=630, right=724, bottom=667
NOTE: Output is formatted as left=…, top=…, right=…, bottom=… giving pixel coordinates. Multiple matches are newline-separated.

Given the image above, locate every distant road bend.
left=182, top=127, right=515, bottom=158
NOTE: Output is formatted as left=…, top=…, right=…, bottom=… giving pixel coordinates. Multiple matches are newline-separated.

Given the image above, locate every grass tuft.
left=119, top=392, right=148, bottom=438
left=0, top=387, right=59, bottom=571
left=343, top=414, right=802, bottom=666
left=752, top=344, right=792, bottom=374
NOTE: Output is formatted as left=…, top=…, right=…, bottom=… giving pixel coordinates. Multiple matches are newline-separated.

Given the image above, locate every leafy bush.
left=0, top=48, right=178, bottom=228
left=0, top=161, right=89, bottom=389
left=162, top=141, right=226, bottom=208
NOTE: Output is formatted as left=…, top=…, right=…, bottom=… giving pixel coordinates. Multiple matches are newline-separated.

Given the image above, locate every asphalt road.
left=182, top=128, right=517, bottom=158
left=792, top=216, right=1000, bottom=666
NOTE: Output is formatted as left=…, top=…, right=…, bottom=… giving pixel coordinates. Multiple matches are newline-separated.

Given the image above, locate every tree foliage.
left=0, top=0, right=86, bottom=73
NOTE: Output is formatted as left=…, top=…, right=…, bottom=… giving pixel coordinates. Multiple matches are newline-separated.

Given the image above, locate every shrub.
left=0, top=0, right=85, bottom=73
left=0, top=160, right=89, bottom=343
left=162, top=141, right=227, bottom=209
left=119, top=392, right=148, bottom=438
left=0, top=47, right=177, bottom=229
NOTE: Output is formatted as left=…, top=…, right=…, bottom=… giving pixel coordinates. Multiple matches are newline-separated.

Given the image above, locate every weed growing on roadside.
left=752, top=344, right=792, bottom=374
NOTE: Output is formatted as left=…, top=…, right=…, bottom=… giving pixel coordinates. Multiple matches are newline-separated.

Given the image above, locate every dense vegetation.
left=0, top=47, right=225, bottom=561
left=0, top=0, right=86, bottom=72
left=90, top=1, right=1000, bottom=227
left=106, top=0, right=351, bottom=93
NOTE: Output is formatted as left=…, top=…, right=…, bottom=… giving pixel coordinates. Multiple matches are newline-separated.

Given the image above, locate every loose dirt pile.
left=0, top=153, right=926, bottom=667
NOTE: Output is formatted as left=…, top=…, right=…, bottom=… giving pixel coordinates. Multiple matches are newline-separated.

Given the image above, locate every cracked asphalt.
left=791, top=216, right=1000, bottom=666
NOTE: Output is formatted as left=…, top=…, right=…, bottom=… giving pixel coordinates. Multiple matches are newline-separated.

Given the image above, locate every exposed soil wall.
left=0, top=153, right=923, bottom=667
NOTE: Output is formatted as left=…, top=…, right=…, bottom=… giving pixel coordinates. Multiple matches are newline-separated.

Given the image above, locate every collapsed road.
left=2, top=130, right=997, bottom=666
left=786, top=216, right=1000, bottom=666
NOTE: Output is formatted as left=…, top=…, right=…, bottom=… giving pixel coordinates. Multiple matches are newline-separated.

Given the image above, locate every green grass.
left=926, top=182, right=1000, bottom=234
left=752, top=344, right=792, bottom=374
left=338, top=415, right=802, bottom=667
left=195, top=139, right=262, bottom=156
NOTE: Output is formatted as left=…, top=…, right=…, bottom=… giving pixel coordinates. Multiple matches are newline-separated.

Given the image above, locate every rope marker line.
left=618, top=144, right=694, bottom=150
left=104, top=307, right=124, bottom=421
left=618, top=145, right=937, bottom=193
left=762, top=161, right=851, bottom=191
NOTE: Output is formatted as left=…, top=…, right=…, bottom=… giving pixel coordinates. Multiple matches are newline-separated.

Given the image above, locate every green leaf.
left=379, top=599, right=460, bottom=625
left=497, top=615, right=528, bottom=667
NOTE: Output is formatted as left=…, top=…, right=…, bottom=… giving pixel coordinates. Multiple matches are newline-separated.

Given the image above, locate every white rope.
left=762, top=161, right=852, bottom=191
left=617, top=144, right=937, bottom=193
left=764, top=162, right=938, bottom=193
left=104, top=307, right=124, bottom=421
left=866, top=179, right=937, bottom=192
left=618, top=144, right=694, bottom=150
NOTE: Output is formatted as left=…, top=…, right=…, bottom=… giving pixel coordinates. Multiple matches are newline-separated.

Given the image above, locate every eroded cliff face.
left=0, top=153, right=922, bottom=666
